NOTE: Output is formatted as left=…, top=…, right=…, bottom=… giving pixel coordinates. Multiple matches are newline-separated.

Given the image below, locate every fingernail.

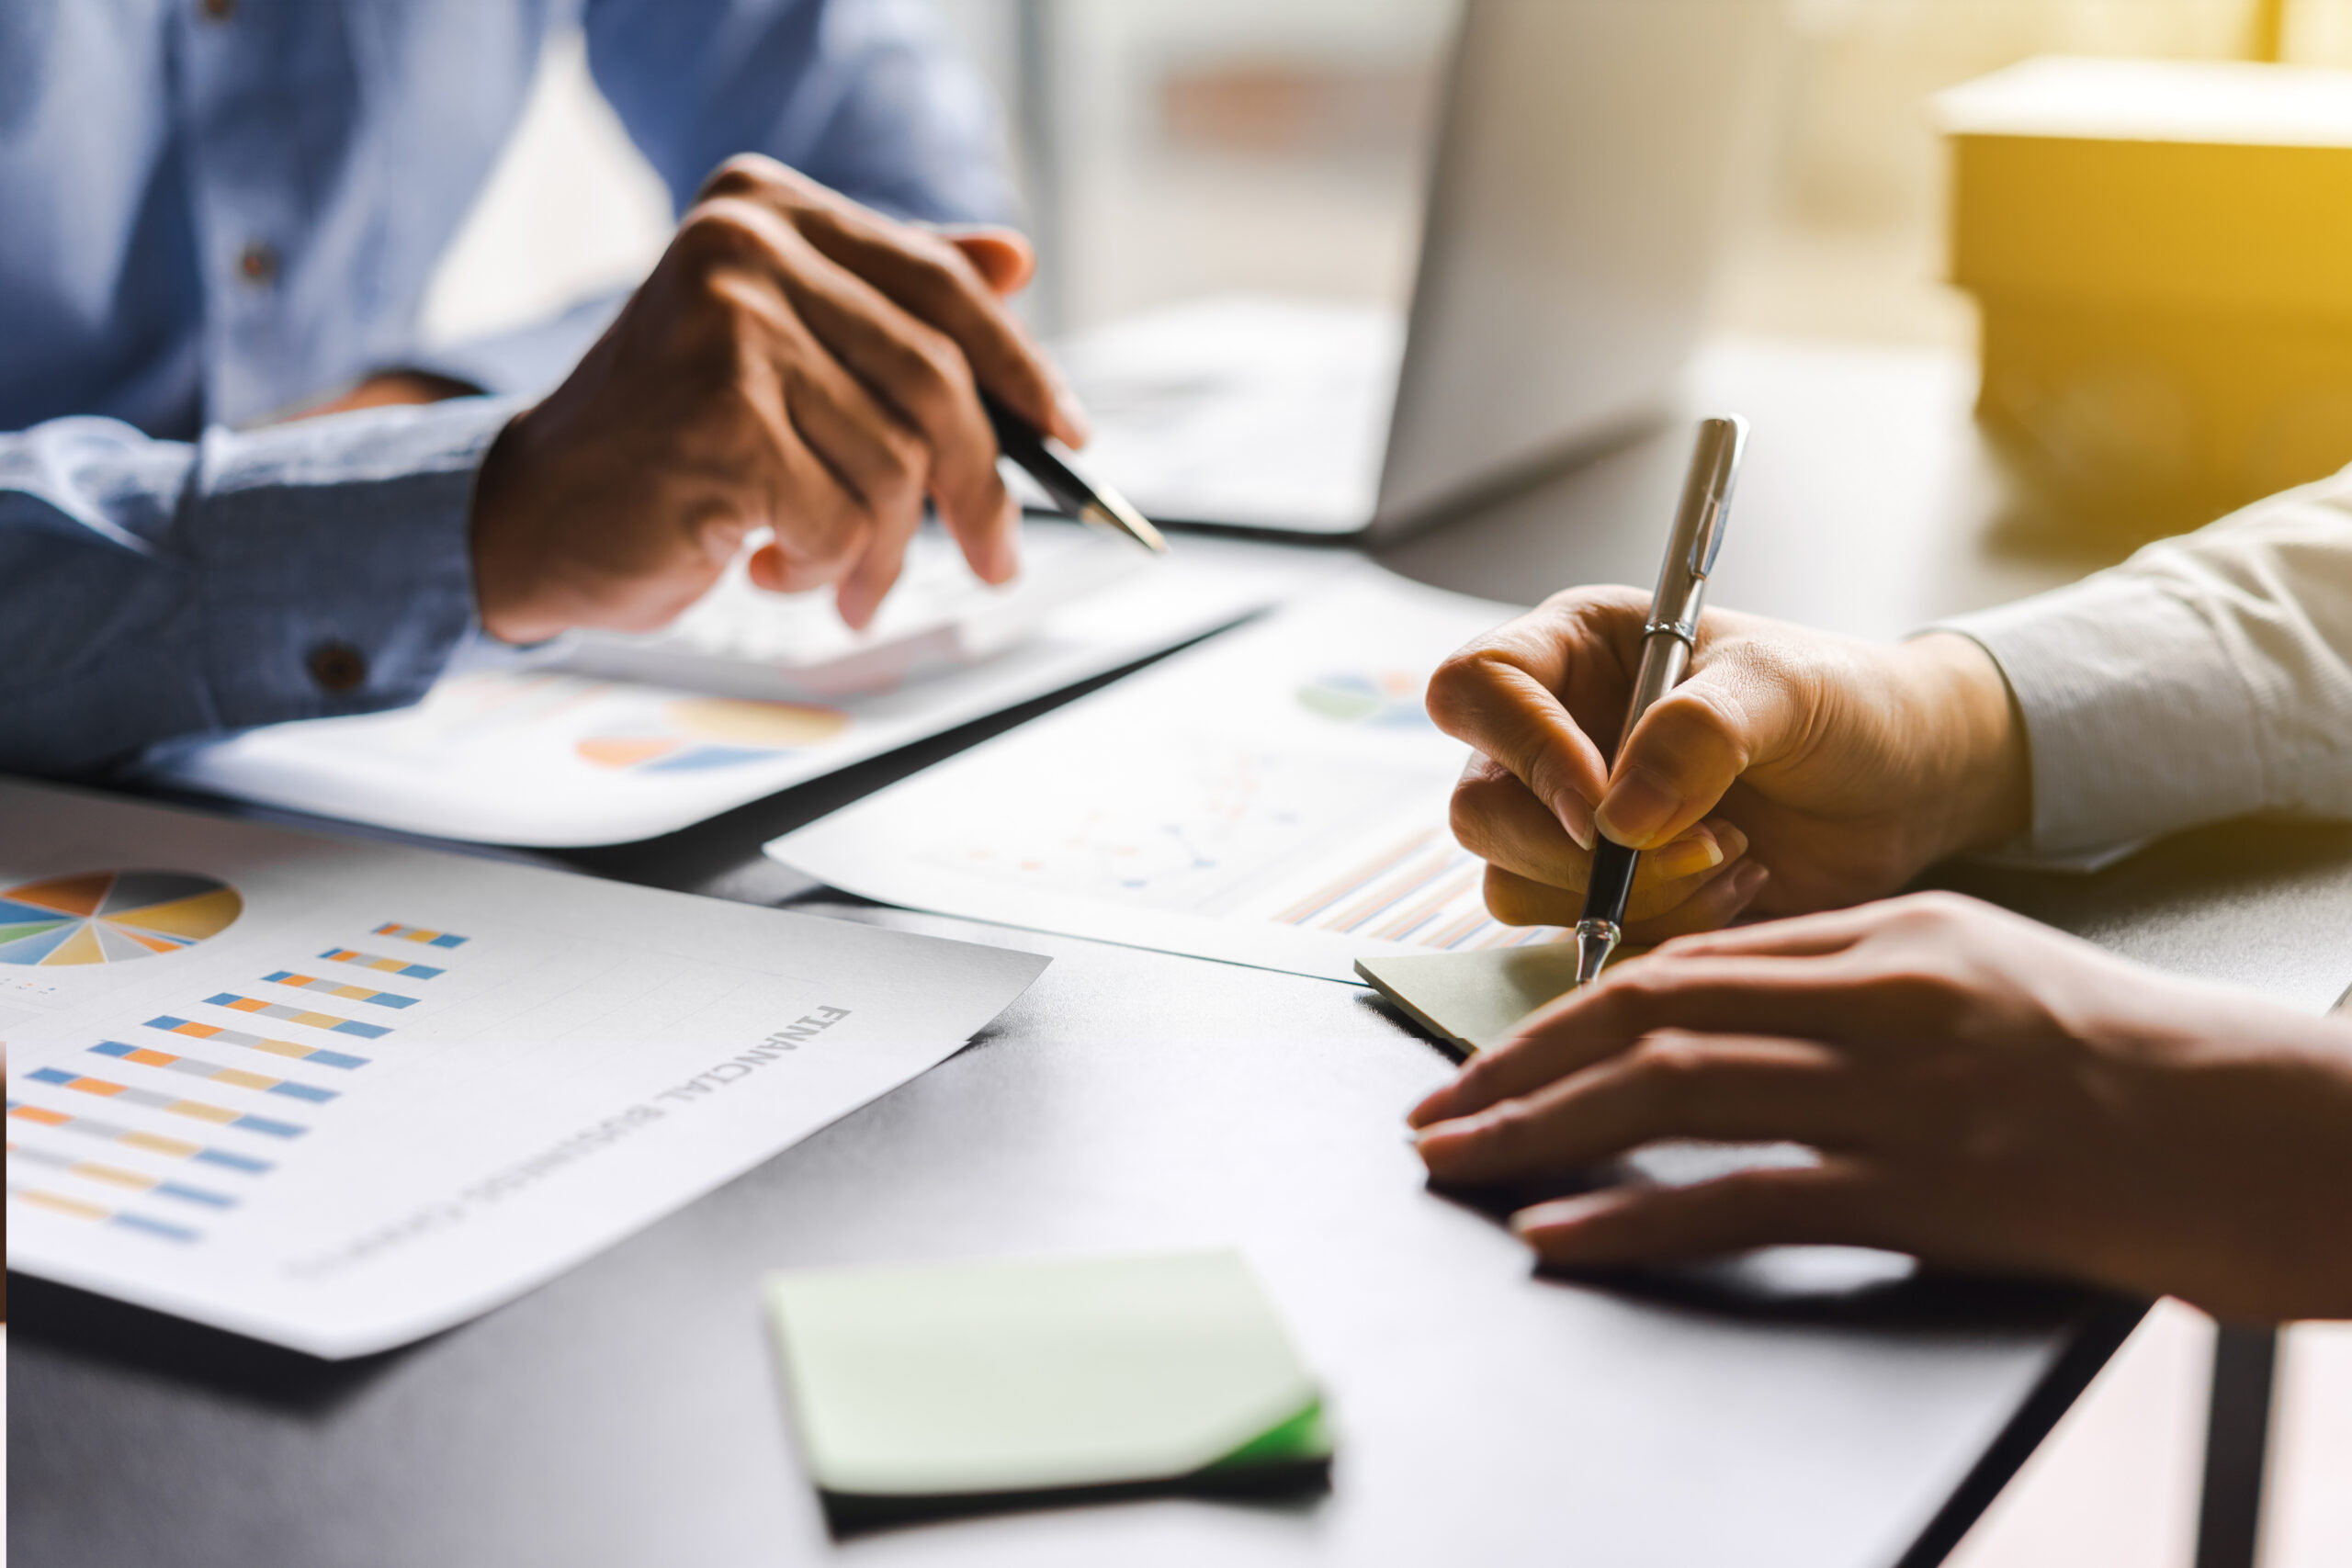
left=1055, top=389, right=1091, bottom=446
left=1596, top=764, right=1680, bottom=847
left=1557, top=796, right=1596, bottom=852
left=1409, top=1117, right=1476, bottom=1164
left=1647, top=831, right=1724, bottom=882
left=1729, top=861, right=1770, bottom=904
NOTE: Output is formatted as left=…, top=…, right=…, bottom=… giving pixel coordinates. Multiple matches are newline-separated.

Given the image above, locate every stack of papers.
left=764, top=1248, right=1331, bottom=1528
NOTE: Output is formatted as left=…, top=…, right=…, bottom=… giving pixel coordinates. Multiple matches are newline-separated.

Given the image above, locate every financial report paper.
left=160, top=531, right=1318, bottom=847
left=0, top=781, right=1046, bottom=1358
left=767, top=573, right=1566, bottom=984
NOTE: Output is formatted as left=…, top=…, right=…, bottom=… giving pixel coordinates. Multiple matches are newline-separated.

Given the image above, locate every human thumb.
left=1594, top=654, right=1801, bottom=849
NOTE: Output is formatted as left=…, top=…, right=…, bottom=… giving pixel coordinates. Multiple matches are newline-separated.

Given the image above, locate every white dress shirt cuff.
left=1934, top=574, right=2259, bottom=859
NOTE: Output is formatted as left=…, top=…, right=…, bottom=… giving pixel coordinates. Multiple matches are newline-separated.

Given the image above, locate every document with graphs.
left=160, top=528, right=1320, bottom=847
left=0, top=780, right=1045, bottom=1358
left=768, top=573, right=1559, bottom=985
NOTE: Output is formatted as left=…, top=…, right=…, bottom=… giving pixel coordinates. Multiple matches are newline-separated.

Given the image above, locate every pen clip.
left=1684, top=415, right=1748, bottom=580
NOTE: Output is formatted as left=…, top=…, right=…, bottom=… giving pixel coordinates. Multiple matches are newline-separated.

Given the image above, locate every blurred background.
left=423, top=0, right=2352, bottom=349
left=416, top=5, right=2352, bottom=1565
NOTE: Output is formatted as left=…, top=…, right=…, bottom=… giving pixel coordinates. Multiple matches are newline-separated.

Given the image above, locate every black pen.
left=981, top=391, right=1167, bottom=553
left=1572, top=414, right=1748, bottom=986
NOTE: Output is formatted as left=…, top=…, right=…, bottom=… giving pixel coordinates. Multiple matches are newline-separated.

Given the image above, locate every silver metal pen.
left=1570, top=414, right=1749, bottom=986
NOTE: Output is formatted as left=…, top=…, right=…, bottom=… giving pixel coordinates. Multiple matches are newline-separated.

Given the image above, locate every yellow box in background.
left=1938, top=57, right=2352, bottom=534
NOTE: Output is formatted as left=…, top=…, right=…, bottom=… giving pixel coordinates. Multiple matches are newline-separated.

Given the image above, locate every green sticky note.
left=763, top=1248, right=1331, bottom=1520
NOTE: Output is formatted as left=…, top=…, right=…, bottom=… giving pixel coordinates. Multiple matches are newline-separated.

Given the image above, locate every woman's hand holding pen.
left=468, top=154, right=1089, bottom=645
left=1425, top=590, right=2033, bottom=942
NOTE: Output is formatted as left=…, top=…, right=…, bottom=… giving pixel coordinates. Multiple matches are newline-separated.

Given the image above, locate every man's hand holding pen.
left=468, top=154, right=1091, bottom=646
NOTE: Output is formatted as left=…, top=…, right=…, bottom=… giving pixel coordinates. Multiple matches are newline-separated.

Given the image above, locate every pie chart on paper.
left=0, top=871, right=243, bottom=966
left=575, top=695, right=850, bottom=773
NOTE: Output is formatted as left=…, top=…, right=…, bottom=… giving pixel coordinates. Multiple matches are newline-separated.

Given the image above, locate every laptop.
left=557, top=0, right=1772, bottom=693
left=1056, top=0, right=1779, bottom=539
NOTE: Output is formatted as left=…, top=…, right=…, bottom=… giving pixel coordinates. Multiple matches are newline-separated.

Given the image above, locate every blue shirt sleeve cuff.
left=184, top=397, right=515, bottom=737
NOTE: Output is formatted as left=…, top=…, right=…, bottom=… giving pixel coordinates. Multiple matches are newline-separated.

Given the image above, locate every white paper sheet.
left=767, top=573, right=1564, bottom=984
left=0, top=780, right=1046, bottom=1358
left=1056, top=295, right=1403, bottom=533
left=158, top=533, right=1323, bottom=847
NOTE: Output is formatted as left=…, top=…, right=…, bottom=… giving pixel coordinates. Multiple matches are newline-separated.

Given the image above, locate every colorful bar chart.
left=23, top=1067, right=308, bottom=1139
left=145, top=1015, right=368, bottom=1070
left=321, top=947, right=444, bottom=979
left=6, top=909, right=463, bottom=1252
left=374, top=922, right=467, bottom=948
left=8, top=1100, right=275, bottom=1173
left=264, top=970, right=416, bottom=1008
left=204, top=993, right=390, bottom=1040
left=8, top=1140, right=236, bottom=1209
left=89, top=1041, right=339, bottom=1104
left=8, top=1182, right=199, bottom=1242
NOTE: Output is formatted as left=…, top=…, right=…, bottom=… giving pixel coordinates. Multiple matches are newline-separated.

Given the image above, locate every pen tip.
left=1571, top=920, right=1618, bottom=987
left=1081, top=497, right=1169, bottom=555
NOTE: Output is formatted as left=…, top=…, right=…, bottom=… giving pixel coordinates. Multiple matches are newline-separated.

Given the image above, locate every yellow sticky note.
left=1356, top=943, right=1599, bottom=1052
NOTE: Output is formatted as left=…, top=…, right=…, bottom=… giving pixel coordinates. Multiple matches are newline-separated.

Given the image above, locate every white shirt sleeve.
left=1934, top=464, right=2352, bottom=859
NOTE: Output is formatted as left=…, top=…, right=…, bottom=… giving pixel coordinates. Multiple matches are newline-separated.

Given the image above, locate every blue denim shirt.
left=0, top=0, right=1012, bottom=776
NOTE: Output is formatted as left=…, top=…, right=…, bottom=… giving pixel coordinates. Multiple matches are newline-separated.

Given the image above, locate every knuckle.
left=670, top=201, right=778, bottom=284
left=1425, top=646, right=1495, bottom=713
left=695, top=152, right=790, bottom=204
left=1427, top=646, right=1520, bottom=718
left=1450, top=1060, right=1509, bottom=1119
left=1539, top=583, right=1647, bottom=626
left=1863, top=964, right=1969, bottom=1024
left=1448, top=775, right=1510, bottom=854
left=799, top=513, right=872, bottom=575
left=863, top=434, right=929, bottom=515
left=1591, top=963, right=1673, bottom=1021
left=1653, top=685, right=1748, bottom=764
left=1517, top=751, right=1582, bottom=819
left=675, top=199, right=761, bottom=254
left=1484, top=1098, right=1539, bottom=1158
left=875, top=424, right=928, bottom=491
left=1636, top=1031, right=1711, bottom=1087
left=901, top=235, right=981, bottom=300
left=887, top=324, right=974, bottom=425
left=1451, top=1055, right=1498, bottom=1103
left=1905, top=891, right=1981, bottom=926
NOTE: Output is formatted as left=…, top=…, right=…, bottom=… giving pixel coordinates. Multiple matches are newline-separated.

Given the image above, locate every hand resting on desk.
left=1428, top=588, right=2033, bottom=942
left=1409, top=893, right=2352, bottom=1321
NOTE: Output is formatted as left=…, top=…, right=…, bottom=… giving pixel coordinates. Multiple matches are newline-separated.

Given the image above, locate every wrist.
left=1902, top=632, right=2031, bottom=860
left=467, top=411, right=558, bottom=646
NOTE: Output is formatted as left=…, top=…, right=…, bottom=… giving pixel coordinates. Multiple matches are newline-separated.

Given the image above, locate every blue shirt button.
left=306, top=641, right=368, bottom=694
left=238, top=242, right=277, bottom=288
